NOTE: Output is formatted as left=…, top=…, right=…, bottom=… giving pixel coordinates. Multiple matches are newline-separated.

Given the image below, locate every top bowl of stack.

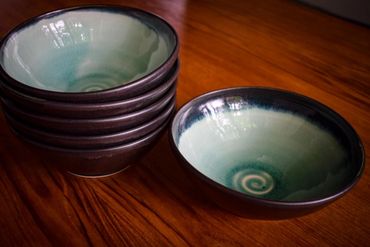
left=0, top=5, right=179, bottom=103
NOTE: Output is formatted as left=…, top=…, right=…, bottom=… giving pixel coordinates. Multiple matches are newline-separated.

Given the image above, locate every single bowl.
left=2, top=83, right=176, bottom=135
left=12, top=115, right=171, bottom=177
left=0, top=60, right=179, bottom=118
left=0, top=5, right=178, bottom=102
left=170, top=87, right=365, bottom=219
left=5, top=98, right=175, bottom=148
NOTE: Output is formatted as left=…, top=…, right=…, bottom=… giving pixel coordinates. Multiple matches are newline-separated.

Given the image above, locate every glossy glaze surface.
left=1, top=7, right=177, bottom=92
left=178, top=108, right=349, bottom=201
left=172, top=88, right=363, bottom=203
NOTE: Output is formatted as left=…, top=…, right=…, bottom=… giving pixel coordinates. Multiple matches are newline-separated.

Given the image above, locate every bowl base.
left=67, top=165, right=132, bottom=178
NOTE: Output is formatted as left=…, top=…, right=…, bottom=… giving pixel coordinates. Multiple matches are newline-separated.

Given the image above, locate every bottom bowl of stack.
left=12, top=110, right=173, bottom=177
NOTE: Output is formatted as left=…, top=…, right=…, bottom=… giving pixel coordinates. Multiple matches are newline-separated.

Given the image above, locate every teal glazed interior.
left=0, top=7, right=176, bottom=92
left=173, top=89, right=363, bottom=202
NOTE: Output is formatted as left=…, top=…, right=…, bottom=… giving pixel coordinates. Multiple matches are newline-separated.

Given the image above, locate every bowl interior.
left=1, top=7, right=177, bottom=92
left=172, top=88, right=362, bottom=202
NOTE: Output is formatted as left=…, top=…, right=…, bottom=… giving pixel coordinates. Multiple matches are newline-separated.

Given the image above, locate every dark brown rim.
left=15, top=112, right=171, bottom=155
left=3, top=82, right=176, bottom=124
left=6, top=100, right=175, bottom=141
left=0, top=60, right=179, bottom=109
left=0, top=5, right=179, bottom=100
left=170, top=86, right=365, bottom=207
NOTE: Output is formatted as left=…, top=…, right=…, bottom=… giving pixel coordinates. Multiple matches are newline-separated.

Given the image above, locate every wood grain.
left=0, top=0, right=369, bottom=246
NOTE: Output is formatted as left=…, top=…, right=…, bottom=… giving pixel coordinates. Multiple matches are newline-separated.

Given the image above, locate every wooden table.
left=1, top=0, right=369, bottom=246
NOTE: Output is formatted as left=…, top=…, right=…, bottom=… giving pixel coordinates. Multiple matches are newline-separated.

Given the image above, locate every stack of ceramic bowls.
left=0, top=6, right=179, bottom=177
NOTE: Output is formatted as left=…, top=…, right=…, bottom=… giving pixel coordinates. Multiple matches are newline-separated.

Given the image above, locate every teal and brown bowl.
left=170, top=87, right=365, bottom=219
left=0, top=5, right=178, bottom=102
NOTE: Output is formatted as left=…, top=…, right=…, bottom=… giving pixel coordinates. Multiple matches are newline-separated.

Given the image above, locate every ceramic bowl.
left=170, top=87, right=365, bottom=219
left=14, top=116, right=170, bottom=177
left=6, top=98, right=175, bottom=148
left=0, top=60, right=179, bottom=118
left=0, top=5, right=178, bottom=102
left=2, top=83, right=176, bottom=135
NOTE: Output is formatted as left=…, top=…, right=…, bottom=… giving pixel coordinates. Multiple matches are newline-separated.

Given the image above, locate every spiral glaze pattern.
left=232, top=168, right=275, bottom=196
left=68, top=74, right=122, bottom=92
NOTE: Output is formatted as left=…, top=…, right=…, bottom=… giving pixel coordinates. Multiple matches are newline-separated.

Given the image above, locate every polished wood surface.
left=1, top=0, right=369, bottom=246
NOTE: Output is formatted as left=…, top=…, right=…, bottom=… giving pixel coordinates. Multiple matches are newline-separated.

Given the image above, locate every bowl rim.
left=170, top=86, right=365, bottom=207
left=0, top=4, right=179, bottom=99
left=3, top=81, right=176, bottom=124
left=14, top=111, right=171, bottom=155
left=0, top=59, right=179, bottom=110
left=5, top=98, right=175, bottom=145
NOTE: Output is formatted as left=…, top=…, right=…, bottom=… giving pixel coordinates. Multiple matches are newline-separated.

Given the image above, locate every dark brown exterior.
left=0, top=61, right=179, bottom=118
left=5, top=102, right=175, bottom=149
left=12, top=116, right=171, bottom=176
left=2, top=85, right=176, bottom=135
